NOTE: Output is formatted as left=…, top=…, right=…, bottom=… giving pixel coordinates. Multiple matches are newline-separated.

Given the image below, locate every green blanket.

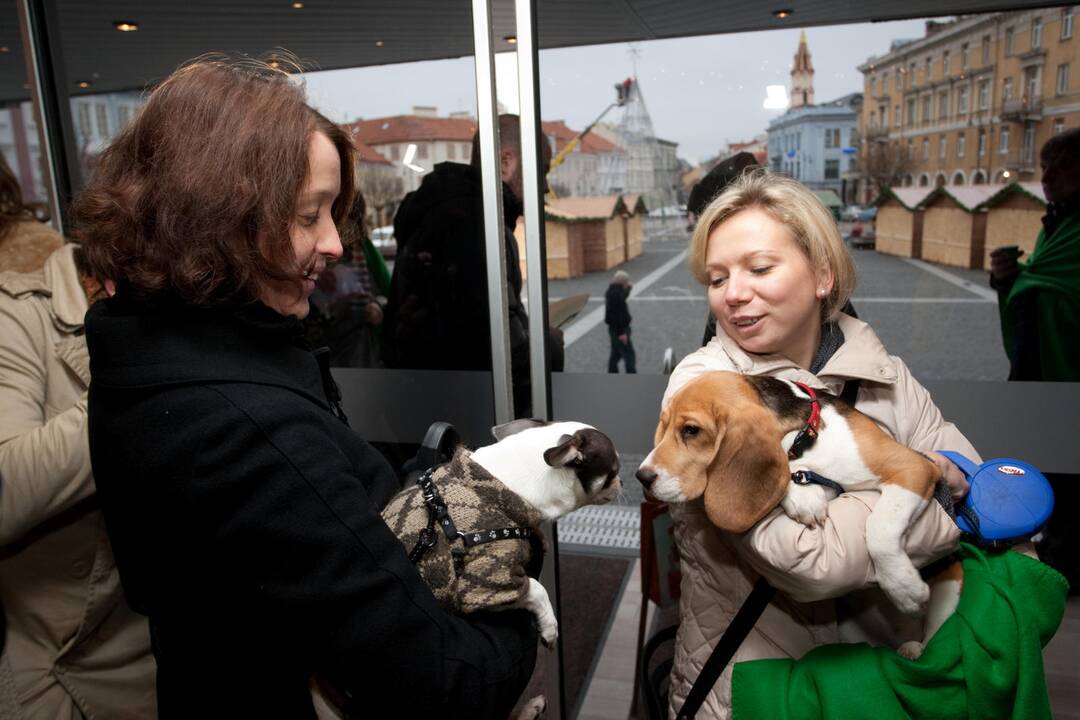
left=1000, top=212, right=1080, bottom=381
left=731, top=544, right=1068, bottom=720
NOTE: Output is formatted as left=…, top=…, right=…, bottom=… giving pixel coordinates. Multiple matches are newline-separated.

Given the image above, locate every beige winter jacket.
left=0, top=245, right=156, bottom=719
left=662, top=313, right=976, bottom=720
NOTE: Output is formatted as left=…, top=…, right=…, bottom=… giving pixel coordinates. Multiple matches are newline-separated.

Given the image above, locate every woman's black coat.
left=85, top=295, right=536, bottom=718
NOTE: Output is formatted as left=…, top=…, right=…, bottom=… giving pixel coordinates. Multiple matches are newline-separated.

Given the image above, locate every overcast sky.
left=303, top=17, right=935, bottom=164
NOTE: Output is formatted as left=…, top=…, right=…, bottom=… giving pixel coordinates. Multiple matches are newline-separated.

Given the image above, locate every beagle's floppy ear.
left=492, top=418, right=548, bottom=442
left=702, top=403, right=789, bottom=533
left=543, top=433, right=584, bottom=467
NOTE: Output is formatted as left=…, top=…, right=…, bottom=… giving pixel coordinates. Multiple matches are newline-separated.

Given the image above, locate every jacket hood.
left=393, top=162, right=522, bottom=242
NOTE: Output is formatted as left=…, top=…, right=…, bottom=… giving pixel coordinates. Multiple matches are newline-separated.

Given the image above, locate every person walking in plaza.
left=659, top=170, right=979, bottom=718
left=604, top=269, right=636, bottom=373
left=74, top=57, right=536, bottom=718
left=0, top=244, right=157, bottom=718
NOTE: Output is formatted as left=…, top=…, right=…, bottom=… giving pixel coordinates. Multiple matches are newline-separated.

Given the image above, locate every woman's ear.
left=815, top=265, right=835, bottom=301
left=702, top=403, right=789, bottom=533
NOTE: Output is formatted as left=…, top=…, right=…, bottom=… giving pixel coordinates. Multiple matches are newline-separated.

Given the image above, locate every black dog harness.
left=407, top=469, right=539, bottom=570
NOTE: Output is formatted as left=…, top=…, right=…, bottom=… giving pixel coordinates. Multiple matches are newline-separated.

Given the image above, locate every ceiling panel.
left=0, top=0, right=1066, bottom=103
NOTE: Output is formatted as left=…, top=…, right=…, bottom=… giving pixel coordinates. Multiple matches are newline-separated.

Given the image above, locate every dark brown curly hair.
left=72, top=56, right=355, bottom=306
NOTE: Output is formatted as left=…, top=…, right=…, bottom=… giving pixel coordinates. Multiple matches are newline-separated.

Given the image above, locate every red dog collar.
left=787, top=382, right=823, bottom=460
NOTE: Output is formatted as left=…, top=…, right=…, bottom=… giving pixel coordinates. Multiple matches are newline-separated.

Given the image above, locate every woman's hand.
left=924, top=451, right=970, bottom=502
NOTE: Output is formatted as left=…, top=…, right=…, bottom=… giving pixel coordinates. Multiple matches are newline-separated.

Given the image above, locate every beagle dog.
left=637, top=371, right=961, bottom=655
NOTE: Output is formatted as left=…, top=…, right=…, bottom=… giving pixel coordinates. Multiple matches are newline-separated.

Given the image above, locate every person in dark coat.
left=72, top=58, right=537, bottom=719
left=382, top=115, right=557, bottom=417
left=604, top=270, right=636, bottom=373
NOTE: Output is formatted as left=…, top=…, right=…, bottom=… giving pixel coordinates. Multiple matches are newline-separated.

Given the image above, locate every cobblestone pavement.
left=551, top=232, right=1009, bottom=381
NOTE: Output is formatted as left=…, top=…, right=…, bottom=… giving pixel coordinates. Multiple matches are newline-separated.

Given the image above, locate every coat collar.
left=85, top=293, right=328, bottom=409
left=0, top=244, right=88, bottom=332
left=707, top=312, right=898, bottom=392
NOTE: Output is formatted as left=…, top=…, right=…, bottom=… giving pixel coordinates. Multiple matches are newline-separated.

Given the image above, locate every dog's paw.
left=538, top=617, right=559, bottom=648
left=897, top=641, right=925, bottom=660
left=881, top=575, right=930, bottom=616
left=514, top=695, right=547, bottom=720
left=781, top=481, right=829, bottom=527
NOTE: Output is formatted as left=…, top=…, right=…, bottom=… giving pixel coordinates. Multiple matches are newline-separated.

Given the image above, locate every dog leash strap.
left=791, top=470, right=846, bottom=496
left=676, top=577, right=776, bottom=720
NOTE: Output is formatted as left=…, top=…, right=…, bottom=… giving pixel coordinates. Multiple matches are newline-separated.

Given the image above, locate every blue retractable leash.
left=937, top=451, right=1055, bottom=549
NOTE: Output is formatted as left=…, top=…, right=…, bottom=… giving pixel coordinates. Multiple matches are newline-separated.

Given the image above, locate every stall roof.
left=979, top=181, right=1047, bottom=208
left=546, top=195, right=627, bottom=221
left=0, top=0, right=1056, bottom=103
left=923, top=185, right=999, bottom=211
left=876, top=186, right=934, bottom=211
left=813, top=189, right=842, bottom=208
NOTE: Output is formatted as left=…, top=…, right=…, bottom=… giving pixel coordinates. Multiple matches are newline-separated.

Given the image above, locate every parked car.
left=370, top=225, right=397, bottom=259
left=841, top=204, right=863, bottom=221
left=856, top=206, right=878, bottom=222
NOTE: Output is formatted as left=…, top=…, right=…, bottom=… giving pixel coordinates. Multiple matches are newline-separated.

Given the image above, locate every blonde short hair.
left=687, top=168, right=856, bottom=320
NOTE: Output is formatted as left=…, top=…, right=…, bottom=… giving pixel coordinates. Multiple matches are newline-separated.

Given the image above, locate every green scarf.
left=731, top=544, right=1068, bottom=720
left=1000, top=212, right=1080, bottom=381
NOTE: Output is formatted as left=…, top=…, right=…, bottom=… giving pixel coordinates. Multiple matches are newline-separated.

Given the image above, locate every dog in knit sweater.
left=381, top=419, right=621, bottom=647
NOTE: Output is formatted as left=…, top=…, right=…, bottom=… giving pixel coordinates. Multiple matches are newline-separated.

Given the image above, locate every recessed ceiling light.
left=375, top=40, right=384, bottom=47
left=0, top=46, right=10, bottom=53
left=504, top=35, right=517, bottom=44
left=76, top=80, right=91, bottom=89
left=113, top=20, right=138, bottom=32
left=773, top=8, right=794, bottom=18
left=291, top=1, right=304, bottom=7
left=269, top=60, right=281, bottom=69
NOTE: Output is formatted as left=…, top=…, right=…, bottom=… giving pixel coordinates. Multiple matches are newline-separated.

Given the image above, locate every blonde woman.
left=660, top=170, right=972, bottom=718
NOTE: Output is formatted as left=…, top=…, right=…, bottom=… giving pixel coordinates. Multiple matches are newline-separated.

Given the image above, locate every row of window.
left=870, top=64, right=1070, bottom=129
left=904, top=119, right=1066, bottom=162
left=776, top=128, right=849, bottom=153
left=772, top=158, right=845, bottom=181
left=869, top=8, right=1074, bottom=95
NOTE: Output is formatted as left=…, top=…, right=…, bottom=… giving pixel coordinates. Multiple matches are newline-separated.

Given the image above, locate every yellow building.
left=857, top=8, right=1080, bottom=203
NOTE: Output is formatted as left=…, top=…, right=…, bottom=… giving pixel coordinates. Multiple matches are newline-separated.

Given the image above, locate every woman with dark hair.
left=0, top=154, right=61, bottom=273
left=75, top=57, right=536, bottom=718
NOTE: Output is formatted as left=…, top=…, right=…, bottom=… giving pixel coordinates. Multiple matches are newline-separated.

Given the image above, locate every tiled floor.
left=575, top=561, right=1080, bottom=720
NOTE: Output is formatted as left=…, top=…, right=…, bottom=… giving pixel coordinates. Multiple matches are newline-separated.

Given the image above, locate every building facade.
left=857, top=8, right=1080, bottom=202
left=543, top=119, right=617, bottom=198
left=767, top=94, right=861, bottom=201
left=347, top=108, right=478, bottom=194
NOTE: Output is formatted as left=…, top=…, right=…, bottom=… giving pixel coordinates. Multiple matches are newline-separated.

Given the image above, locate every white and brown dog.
left=636, top=371, right=962, bottom=657
left=382, top=418, right=622, bottom=646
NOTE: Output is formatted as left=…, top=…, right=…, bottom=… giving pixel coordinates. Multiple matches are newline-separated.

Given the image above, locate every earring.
left=816, top=288, right=826, bottom=298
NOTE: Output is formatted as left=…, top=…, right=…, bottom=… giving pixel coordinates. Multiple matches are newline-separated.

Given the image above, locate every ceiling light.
left=402, top=144, right=424, bottom=173
left=291, top=1, right=304, bottom=8
left=0, top=46, right=10, bottom=53
left=113, top=20, right=138, bottom=32
left=375, top=40, right=384, bottom=47
left=76, top=80, right=91, bottom=89
left=504, top=35, right=517, bottom=44
left=763, top=85, right=790, bottom=110
left=1003, top=170, right=1011, bottom=178
left=772, top=8, right=794, bottom=18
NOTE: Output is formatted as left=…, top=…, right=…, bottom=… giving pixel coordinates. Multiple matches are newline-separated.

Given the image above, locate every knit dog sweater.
left=381, top=448, right=546, bottom=614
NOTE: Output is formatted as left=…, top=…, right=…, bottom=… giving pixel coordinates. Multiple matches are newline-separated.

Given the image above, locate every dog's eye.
left=571, top=457, right=583, bottom=466
left=680, top=425, right=701, bottom=440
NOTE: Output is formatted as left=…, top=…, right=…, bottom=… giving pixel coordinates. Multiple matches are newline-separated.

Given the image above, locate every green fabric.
left=1000, top=213, right=1080, bottom=381
left=361, top=237, right=392, bottom=298
left=731, top=544, right=1068, bottom=720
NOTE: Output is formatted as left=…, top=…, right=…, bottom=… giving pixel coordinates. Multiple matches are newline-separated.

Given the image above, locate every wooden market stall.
left=977, top=182, right=1046, bottom=271
left=919, top=185, right=997, bottom=268
left=546, top=196, right=630, bottom=273
left=874, top=187, right=932, bottom=259
left=621, top=194, right=647, bottom=261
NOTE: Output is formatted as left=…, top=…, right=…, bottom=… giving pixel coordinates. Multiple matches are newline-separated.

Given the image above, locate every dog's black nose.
left=636, top=467, right=657, bottom=488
